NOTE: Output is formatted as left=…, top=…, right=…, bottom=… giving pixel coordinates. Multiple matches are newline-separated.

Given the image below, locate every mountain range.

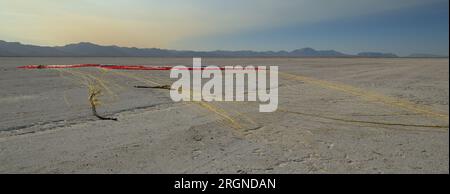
left=0, top=40, right=446, bottom=58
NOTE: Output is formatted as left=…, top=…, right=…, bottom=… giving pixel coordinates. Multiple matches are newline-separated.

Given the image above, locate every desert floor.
left=0, top=57, right=448, bottom=173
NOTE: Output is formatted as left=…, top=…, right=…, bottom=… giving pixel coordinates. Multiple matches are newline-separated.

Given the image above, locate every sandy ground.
left=0, top=57, right=448, bottom=173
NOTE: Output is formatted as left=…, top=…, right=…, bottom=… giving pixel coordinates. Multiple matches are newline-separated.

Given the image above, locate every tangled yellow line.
left=279, top=72, right=449, bottom=121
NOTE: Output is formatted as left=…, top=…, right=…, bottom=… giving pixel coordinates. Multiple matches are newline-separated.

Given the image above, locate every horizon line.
left=1, top=40, right=448, bottom=57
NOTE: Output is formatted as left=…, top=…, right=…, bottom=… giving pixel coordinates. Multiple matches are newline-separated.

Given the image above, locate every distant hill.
left=0, top=41, right=68, bottom=56
left=0, top=40, right=350, bottom=57
left=407, top=53, right=448, bottom=58
left=290, top=47, right=348, bottom=57
left=2, top=40, right=442, bottom=58
left=357, top=52, right=398, bottom=58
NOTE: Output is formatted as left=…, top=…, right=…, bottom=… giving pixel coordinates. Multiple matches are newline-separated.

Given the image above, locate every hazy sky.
left=0, top=0, right=448, bottom=55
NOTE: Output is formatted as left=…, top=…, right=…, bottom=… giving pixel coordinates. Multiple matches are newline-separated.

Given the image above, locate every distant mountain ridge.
left=406, top=53, right=447, bottom=58
left=0, top=40, right=349, bottom=57
left=357, top=52, right=398, bottom=58
left=0, top=40, right=445, bottom=58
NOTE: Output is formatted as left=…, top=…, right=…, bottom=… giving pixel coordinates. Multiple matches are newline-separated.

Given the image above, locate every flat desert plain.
left=0, top=57, right=448, bottom=173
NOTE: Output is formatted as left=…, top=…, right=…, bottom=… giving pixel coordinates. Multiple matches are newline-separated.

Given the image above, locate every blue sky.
left=0, top=0, right=448, bottom=56
left=176, top=0, right=449, bottom=56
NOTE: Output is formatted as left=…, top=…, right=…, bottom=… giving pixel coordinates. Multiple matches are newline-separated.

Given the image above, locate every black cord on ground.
left=134, top=85, right=172, bottom=90
left=89, top=90, right=118, bottom=121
